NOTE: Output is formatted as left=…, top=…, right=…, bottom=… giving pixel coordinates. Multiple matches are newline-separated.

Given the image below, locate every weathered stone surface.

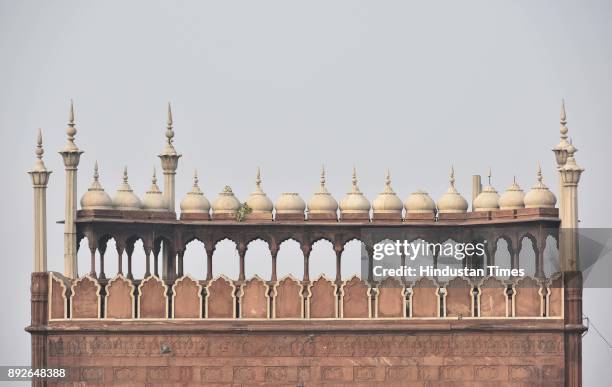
left=46, top=331, right=565, bottom=385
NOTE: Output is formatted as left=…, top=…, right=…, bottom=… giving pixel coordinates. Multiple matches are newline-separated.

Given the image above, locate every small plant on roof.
left=236, top=202, right=252, bottom=222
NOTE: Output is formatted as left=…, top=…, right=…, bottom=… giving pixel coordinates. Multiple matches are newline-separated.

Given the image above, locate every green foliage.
left=236, top=202, right=253, bottom=222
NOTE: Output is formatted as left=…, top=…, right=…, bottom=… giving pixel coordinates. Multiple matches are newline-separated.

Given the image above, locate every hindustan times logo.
left=372, top=240, right=485, bottom=261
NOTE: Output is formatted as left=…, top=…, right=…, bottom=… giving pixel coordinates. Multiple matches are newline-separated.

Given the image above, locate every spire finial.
left=513, top=175, right=517, bottom=184
left=64, top=99, right=78, bottom=150
left=93, top=161, right=99, bottom=181
left=193, top=169, right=199, bottom=187
left=352, top=165, right=357, bottom=186
left=320, top=164, right=326, bottom=186
left=35, top=128, right=44, bottom=160
left=123, top=166, right=128, bottom=184
left=449, top=165, right=455, bottom=187
left=487, top=167, right=492, bottom=186
left=166, top=102, right=175, bottom=145
left=152, top=166, right=157, bottom=185
left=536, top=163, right=543, bottom=183
left=385, top=168, right=391, bottom=187
left=560, top=99, right=568, bottom=140
left=69, top=99, right=75, bottom=125
left=256, top=166, right=262, bottom=189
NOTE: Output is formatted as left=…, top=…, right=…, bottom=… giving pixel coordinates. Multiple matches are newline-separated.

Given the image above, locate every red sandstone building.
left=27, top=102, right=585, bottom=386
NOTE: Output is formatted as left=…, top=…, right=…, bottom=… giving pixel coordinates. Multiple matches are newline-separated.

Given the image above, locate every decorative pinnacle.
left=35, top=129, right=44, bottom=160
left=536, top=163, right=543, bottom=183
left=166, top=102, right=174, bottom=145
left=256, top=167, right=262, bottom=188
left=123, top=166, right=129, bottom=184
left=449, top=165, right=455, bottom=187
left=352, top=165, right=357, bottom=186
left=93, top=161, right=99, bottom=181
left=385, top=169, right=391, bottom=187
left=63, top=99, right=79, bottom=152
left=487, top=167, right=492, bottom=186
left=560, top=99, right=568, bottom=139
left=193, top=169, right=199, bottom=187
left=152, top=167, right=157, bottom=185
left=320, top=164, right=326, bottom=187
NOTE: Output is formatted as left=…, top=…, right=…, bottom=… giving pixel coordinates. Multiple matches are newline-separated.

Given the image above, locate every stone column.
left=59, top=102, right=83, bottom=278
left=29, top=129, right=52, bottom=272
left=559, top=136, right=584, bottom=387
left=159, top=103, right=181, bottom=280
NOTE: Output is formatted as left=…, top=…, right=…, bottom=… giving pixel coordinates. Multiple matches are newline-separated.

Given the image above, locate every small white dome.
left=212, top=186, right=241, bottom=214
left=339, top=168, right=371, bottom=214
left=404, top=190, right=436, bottom=213
left=275, top=193, right=306, bottom=214
left=372, top=171, right=403, bottom=214
left=246, top=168, right=273, bottom=213
left=524, top=166, right=557, bottom=208
left=112, top=167, right=141, bottom=210
left=142, top=169, right=167, bottom=211
left=437, top=167, right=468, bottom=213
left=80, top=162, right=113, bottom=210
left=180, top=170, right=210, bottom=214
left=473, top=172, right=499, bottom=211
left=307, top=167, right=338, bottom=214
left=499, top=178, right=525, bottom=210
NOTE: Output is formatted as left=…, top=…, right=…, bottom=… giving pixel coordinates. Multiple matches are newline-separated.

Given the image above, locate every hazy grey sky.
left=1, top=1, right=611, bottom=385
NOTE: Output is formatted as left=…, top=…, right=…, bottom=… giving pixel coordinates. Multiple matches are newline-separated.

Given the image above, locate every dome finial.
left=385, top=168, right=391, bottom=187
left=256, top=166, right=262, bottom=189
left=449, top=165, right=456, bottom=188
left=536, top=163, right=543, bottom=184
left=487, top=167, right=492, bottom=186
left=351, top=165, right=359, bottom=192
left=193, top=169, right=199, bottom=187
left=320, top=164, right=326, bottom=187
left=93, top=161, right=99, bottom=182
left=152, top=166, right=157, bottom=185
left=123, top=166, right=128, bottom=184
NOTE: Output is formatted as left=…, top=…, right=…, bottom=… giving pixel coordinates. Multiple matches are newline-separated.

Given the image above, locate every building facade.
left=27, top=102, right=585, bottom=386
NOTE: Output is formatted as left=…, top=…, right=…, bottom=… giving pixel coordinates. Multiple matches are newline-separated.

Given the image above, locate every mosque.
left=27, top=101, right=584, bottom=386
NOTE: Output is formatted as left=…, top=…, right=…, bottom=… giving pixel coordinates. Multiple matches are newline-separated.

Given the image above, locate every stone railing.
left=48, top=273, right=563, bottom=321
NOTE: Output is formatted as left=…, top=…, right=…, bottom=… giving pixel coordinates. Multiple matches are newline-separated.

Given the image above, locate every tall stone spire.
left=59, top=100, right=83, bottom=278
left=29, top=129, right=52, bottom=272
left=158, top=102, right=181, bottom=212
left=553, top=100, right=571, bottom=229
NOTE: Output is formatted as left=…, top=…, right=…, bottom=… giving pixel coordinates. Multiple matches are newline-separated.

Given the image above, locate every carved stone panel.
left=308, top=276, right=337, bottom=318
left=240, top=276, right=269, bottom=319
left=445, top=277, right=473, bottom=318
left=206, top=276, right=236, bottom=318
left=411, top=277, right=439, bottom=318
left=376, top=277, right=405, bottom=318
left=273, top=276, right=303, bottom=318
left=105, top=275, right=134, bottom=319
left=71, top=275, right=100, bottom=319
left=49, top=273, right=67, bottom=320
left=172, top=275, right=202, bottom=319
left=138, top=276, right=167, bottom=319
left=479, top=277, right=507, bottom=317
left=340, top=276, right=370, bottom=318
left=514, top=276, right=543, bottom=317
